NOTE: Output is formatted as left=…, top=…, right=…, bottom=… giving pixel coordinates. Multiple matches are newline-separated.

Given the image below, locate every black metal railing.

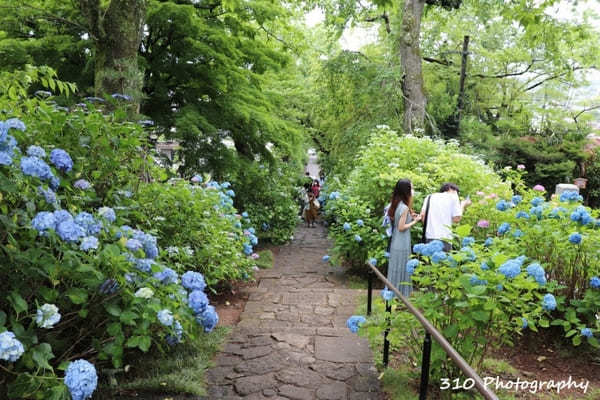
left=366, top=261, right=499, bottom=400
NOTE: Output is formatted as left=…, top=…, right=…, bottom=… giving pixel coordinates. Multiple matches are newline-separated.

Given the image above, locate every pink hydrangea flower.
left=533, top=184, right=545, bottom=191
left=477, top=219, right=490, bottom=228
left=251, top=253, right=260, bottom=259
left=517, top=164, right=526, bottom=170
left=243, top=230, right=251, bottom=236
left=476, top=191, right=485, bottom=196
left=485, top=193, right=498, bottom=199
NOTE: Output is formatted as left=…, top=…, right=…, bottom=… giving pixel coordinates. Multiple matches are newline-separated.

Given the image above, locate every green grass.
left=482, top=358, right=520, bottom=378
left=255, top=249, right=274, bottom=269
left=101, top=326, right=230, bottom=398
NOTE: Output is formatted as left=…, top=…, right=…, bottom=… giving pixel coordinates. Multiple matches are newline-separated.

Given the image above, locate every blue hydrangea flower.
left=470, top=275, right=488, bottom=286
left=0, top=151, right=12, bottom=166
left=248, top=227, right=256, bottom=235
left=542, top=294, right=556, bottom=311
left=496, top=284, right=503, bottom=291
left=560, top=191, right=583, bottom=203
left=513, top=229, right=524, bottom=238
left=498, top=259, right=521, bottom=279
left=356, top=219, right=364, bottom=227
left=590, top=276, right=600, bottom=289
left=126, top=239, right=143, bottom=252
left=369, top=258, right=377, bottom=266
left=27, top=145, right=46, bottom=158
left=322, top=255, right=330, bottom=262
left=111, top=93, right=132, bottom=101
left=154, top=267, right=178, bottom=285
left=423, top=240, right=444, bottom=256
left=196, top=305, right=219, bottom=332
left=21, top=156, right=53, bottom=180
left=329, top=191, right=340, bottom=200
left=0, top=331, right=25, bottom=362
left=343, top=222, right=351, bottom=231
left=512, top=195, right=522, bottom=205
left=225, top=189, right=235, bottom=197
left=74, top=212, right=102, bottom=236
left=462, top=237, right=475, bottom=247
left=406, top=259, right=420, bottom=274
left=413, top=243, right=425, bottom=254
left=166, top=320, right=184, bottom=345
left=497, top=222, right=510, bottom=235
left=138, top=119, right=155, bottom=127
left=516, top=211, right=529, bottom=219
left=98, top=207, right=116, bottom=223
left=461, top=247, right=476, bottom=261
left=80, top=236, right=99, bottom=251
left=346, top=315, right=366, bottom=333
left=526, top=263, right=546, bottom=285
left=484, top=237, right=493, bottom=247
left=384, top=251, right=390, bottom=258
left=530, top=206, right=543, bottom=219
left=569, top=233, right=582, bottom=244
left=35, top=304, right=61, bottom=329
left=157, top=309, right=174, bottom=327
left=530, top=197, right=544, bottom=207
left=431, top=251, right=447, bottom=264
left=54, top=210, right=73, bottom=224
left=49, top=175, right=60, bottom=190
left=262, top=222, right=269, bottom=231
left=354, top=234, right=362, bottom=242
left=38, top=186, right=57, bottom=204
left=188, top=290, right=209, bottom=314
left=581, top=328, right=593, bottom=338
left=221, top=181, right=231, bottom=188
left=571, top=207, right=592, bottom=225
left=64, top=359, right=98, bottom=400
left=98, top=279, right=119, bottom=295
left=57, top=220, right=86, bottom=242
left=242, top=211, right=249, bottom=218
left=50, top=149, right=73, bottom=173
left=134, top=258, right=155, bottom=273
left=522, top=318, right=528, bottom=329
left=5, top=118, right=26, bottom=131
left=243, top=243, right=253, bottom=255
left=381, top=287, right=395, bottom=301
left=480, top=262, right=489, bottom=270
left=32, top=211, right=57, bottom=234
left=496, top=200, right=510, bottom=211
left=182, top=271, right=206, bottom=291
left=191, top=174, right=203, bottom=183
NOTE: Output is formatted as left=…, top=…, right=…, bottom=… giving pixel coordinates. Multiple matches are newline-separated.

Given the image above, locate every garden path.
left=203, top=224, right=383, bottom=400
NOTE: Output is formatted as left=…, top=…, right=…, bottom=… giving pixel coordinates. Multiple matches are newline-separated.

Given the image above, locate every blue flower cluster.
left=356, top=219, right=364, bottom=227
left=0, top=119, right=25, bottom=166
left=470, top=275, right=487, bottom=286
left=497, top=222, right=510, bottom=235
left=542, top=294, right=556, bottom=311
left=64, top=359, right=98, bottom=400
left=343, top=222, right=351, bottom=231
left=529, top=205, right=543, bottom=219
left=381, top=287, right=395, bottom=301
left=560, top=191, right=583, bottom=203
left=188, top=290, right=209, bottom=314
left=98, top=207, right=116, bottom=223
left=346, top=315, right=366, bottom=333
left=413, top=240, right=444, bottom=257
left=0, top=331, right=25, bottom=362
left=590, top=276, right=600, bottom=289
left=182, top=271, right=206, bottom=291
left=549, top=207, right=567, bottom=219
left=50, top=149, right=73, bottom=172
left=157, top=309, right=174, bottom=327
left=522, top=318, right=528, bottom=329
left=460, top=247, right=476, bottom=261
left=74, top=212, right=102, bottom=236
left=498, top=256, right=526, bottom=279
left=154, top=267, right=179, bottom=285
left=570, top=206, right=593, bottom=225
left=526, top=263, right=546, bottom=285
left=80, top=236, right=99, bottom=251
left=406, top=259, right=420, bottom=274
left=354, top=234, right=362, bottom=242
left=196, top=304, right=219, bottom=332
left=166, top=320, right=184, bottom=345
left=484, top=237, right=494, bottom=247
left=480, top=262, right=489, bottom=270
left=322, top=255, right=330, bottom=262
left=496, top=200, right=510, bottom=211
left=512, top=195, right=522, bottom=205
left=329, top=191, right=341, bottom=200
left=581, top=328, right=593, bottom=338
left=530, top=197, right=544, bottom=207
left=568, top=232, right=582, bottom=244
left=431, top=251, right=447, bottom=264
left=368, top=258, right=377, bottom=266
left=512, top=229, right=524, bottom=238
left=515, top=211, right=529, bottom=219
left=462, top=236, right=475, bottom=247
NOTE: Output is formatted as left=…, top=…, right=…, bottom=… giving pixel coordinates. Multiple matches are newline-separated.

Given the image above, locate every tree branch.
left=423, top=57, right=451, bottom=66
left=0, top=4, right=93, bottom=38
left=524, top=66, right=590, bottom=92
left=365, top=12, right=391, bottom=33
left=471, top=59, right=542, bottom=79
left=573, top=104, right=600, bottom=123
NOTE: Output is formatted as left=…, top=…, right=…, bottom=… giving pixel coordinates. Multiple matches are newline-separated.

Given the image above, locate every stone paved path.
left=203, top=224, right=383, bottom=399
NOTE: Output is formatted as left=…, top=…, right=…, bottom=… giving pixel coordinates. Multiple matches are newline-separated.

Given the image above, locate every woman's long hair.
left=388, top=179, right=413, bottom=219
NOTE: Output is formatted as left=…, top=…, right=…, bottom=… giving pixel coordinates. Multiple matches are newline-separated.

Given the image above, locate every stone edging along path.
left=202, top=224, right=383, bottom=400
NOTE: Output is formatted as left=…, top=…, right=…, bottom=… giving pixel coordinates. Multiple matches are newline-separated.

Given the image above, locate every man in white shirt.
left=420, top=183, right=471, bottom=251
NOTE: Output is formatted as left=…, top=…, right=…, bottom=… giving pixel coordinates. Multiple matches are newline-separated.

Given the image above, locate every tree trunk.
left=399, top=0, right=427, bottom=134
left=80, top=0, right=146, bottom=105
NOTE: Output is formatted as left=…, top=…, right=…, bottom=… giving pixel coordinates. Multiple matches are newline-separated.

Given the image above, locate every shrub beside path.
left=202, top=224, right=383, bottom=399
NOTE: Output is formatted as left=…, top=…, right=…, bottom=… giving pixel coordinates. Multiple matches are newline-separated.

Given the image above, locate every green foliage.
left=120, top=181, right=254, bottom=288
left=255, top=250, right=274, bottom=269
left=322, top=126, right=510, bottom=268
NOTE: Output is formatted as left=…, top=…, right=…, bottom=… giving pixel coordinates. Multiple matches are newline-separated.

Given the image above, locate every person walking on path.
left=387, top=179, right=421, bottom=297
left=310, top=179, right=321, bottom=198
left=420, top=182, right=472, bottom=252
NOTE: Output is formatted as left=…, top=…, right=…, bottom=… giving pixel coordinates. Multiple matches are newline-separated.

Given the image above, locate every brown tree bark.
left=80, top=0, right=146, bottom=103
left=399, top=0, right=427, bottom=134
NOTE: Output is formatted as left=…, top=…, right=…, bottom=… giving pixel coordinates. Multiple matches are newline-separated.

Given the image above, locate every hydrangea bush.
left=0, top=73, right=258, bottom=398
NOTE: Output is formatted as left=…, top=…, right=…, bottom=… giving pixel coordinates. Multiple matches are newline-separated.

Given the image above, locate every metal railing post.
left=419, top=332, right=432, bottom=400
left=383, top=300, right=391, bottom=367
left=367, top=270, right=373, bottom=316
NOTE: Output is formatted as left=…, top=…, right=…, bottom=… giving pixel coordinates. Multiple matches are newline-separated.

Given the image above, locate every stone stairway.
left=203, top=224, right=383, bottom=400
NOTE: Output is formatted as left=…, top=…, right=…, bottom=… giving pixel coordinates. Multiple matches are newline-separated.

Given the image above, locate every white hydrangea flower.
left=134, top=287, right=154, bottom=299
left=36, top=304, right=61, bottom=329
